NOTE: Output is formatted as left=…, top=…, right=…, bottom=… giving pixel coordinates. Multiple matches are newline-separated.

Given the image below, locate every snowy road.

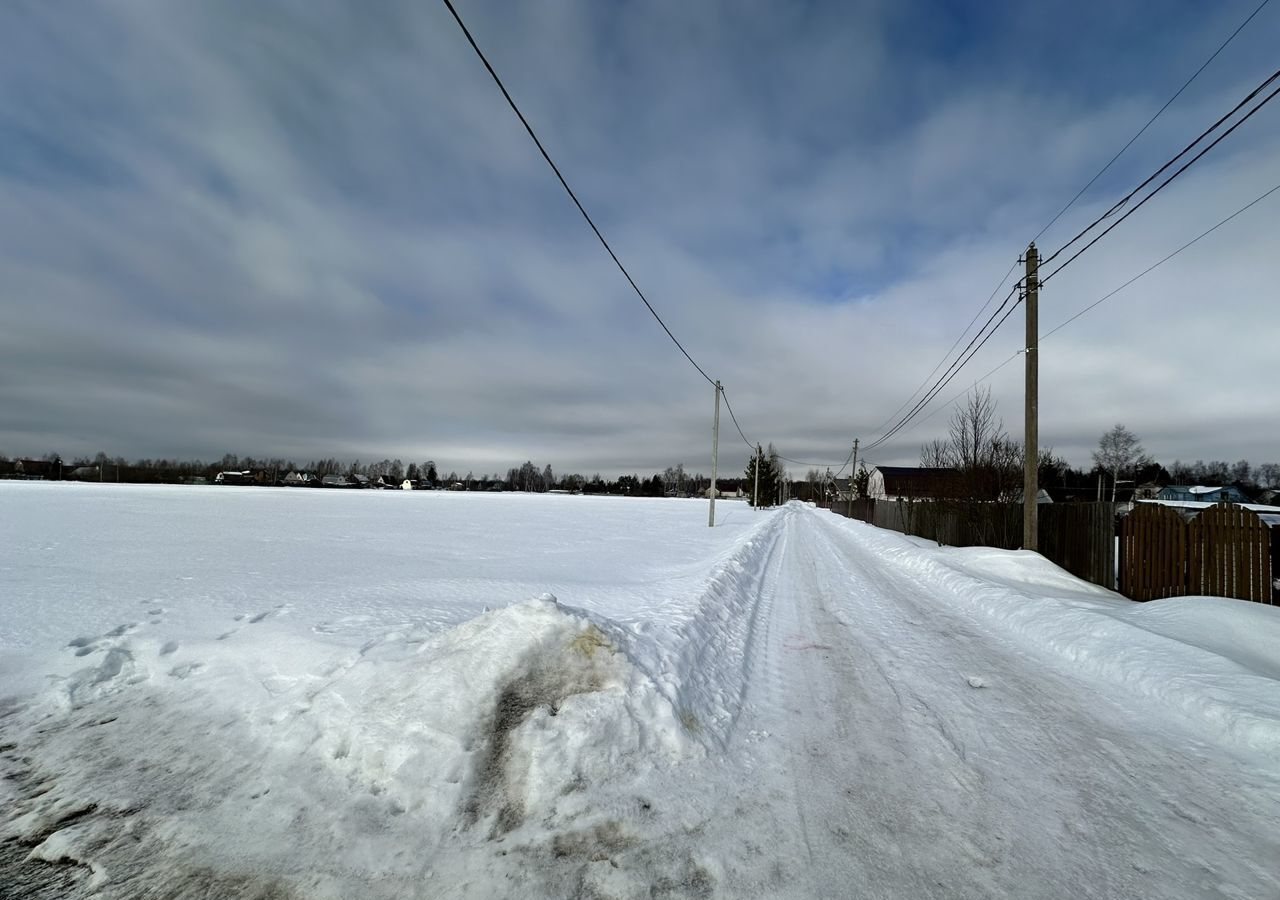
left=2, top=486, right=1278, bottom=898
left=704, top=508, right=1280, bottom=898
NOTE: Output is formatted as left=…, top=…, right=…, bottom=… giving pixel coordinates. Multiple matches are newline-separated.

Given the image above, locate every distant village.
left=0, top=454, right=748, bottom=499
left=4, top=450, right=1278, bottom=509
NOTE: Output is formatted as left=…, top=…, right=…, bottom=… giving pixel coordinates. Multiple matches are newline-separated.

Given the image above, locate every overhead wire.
left=445, top=0, right=1274, bottom=470
left=777, top=444, right=856, bottom=471
left=1041, top=77, right=1280, bottom=285
left=441, top=0, right=715, bottom=387
left=1032, top=0, right=1272, bottom=244
left=1042, top=178, right=1280, bottom=340
left=894, top=177, right=1280, bottom=440
left=868, top=52, right=1280, bottom=453
left=1040, top=65, right=1280, bottom=273
left=445, top=0, right=867, bottom=470
left=864, top=291, right=1023, bottom=453
left=864, top=280, right=1022, bottom=452
left=718, top=387, right=757, bottom=452
left=866, top=258, right=1021, bottom=436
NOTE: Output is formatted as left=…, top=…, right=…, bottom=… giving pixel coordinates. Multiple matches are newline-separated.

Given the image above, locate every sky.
left=1, top=0, right=1278, bottom=478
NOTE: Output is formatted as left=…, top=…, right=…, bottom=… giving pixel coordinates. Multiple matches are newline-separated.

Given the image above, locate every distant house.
left=214, top=470, right=253, bottom=486
left=1134, top=481, right=1163, bottom=500
left=400, top=479, right=416, bottom=490
left=13, top=459, right=57, bottom=480
left=68, top=466, right=100, bottom=481
left=866, top=466, right=960, bottom=501
left=321, top=474, right=355, bottom=488
left=831, top=477, right=854, bottom=502
left=283, top=471, right=318, bottom=487
left=705, top=485, right=743, bottom=499
left=1157, top=485, right=1247, bottom=503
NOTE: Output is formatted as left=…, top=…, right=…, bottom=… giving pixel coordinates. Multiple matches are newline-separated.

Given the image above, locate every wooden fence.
left=1121, top=502, right=1274, bottom=603
left=820, top=498, right=1114, bottom=589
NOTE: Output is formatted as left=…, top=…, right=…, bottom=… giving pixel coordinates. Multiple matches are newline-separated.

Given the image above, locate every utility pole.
left=848, top=438, right=859, bottom=516
left=1023, top=243, right=1039, bottom=551
left=709, top=380, right=721, bottom=527
left=753, top=443, right=762, bottom=511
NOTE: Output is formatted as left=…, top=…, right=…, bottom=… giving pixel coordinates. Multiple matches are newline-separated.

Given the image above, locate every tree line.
left=0, top=450, right=756, bottom=497
left=912, top=387, right=1279, bottom=503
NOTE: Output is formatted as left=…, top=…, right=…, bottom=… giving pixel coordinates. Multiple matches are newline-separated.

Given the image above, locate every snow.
left=2, top=482, right=1279, bottom=898
left=1139, top=498, right=1280, bottom=515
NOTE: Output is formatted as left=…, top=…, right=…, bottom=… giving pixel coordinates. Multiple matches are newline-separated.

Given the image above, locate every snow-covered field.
left=2, top=482, right=1278, bottom=898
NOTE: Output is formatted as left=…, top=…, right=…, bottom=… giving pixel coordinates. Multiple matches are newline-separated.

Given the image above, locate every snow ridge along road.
left=1, top=485, right=1277, bottom=898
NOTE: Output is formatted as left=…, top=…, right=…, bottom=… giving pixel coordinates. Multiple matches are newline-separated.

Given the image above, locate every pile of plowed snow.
left=1, top=597, right=706, bottom=897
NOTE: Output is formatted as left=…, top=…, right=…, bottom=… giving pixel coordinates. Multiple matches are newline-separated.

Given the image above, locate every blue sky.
left=2, top=0, right=1278, bottom=477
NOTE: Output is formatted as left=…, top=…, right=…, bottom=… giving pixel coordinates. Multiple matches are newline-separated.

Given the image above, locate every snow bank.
left=0, top=596, right=698, bottom=896
left=818, top=511, right=1280, bottom=756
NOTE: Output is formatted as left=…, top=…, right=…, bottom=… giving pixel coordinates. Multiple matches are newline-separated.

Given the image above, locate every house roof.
left=1139, top=499, right=1280, bottom=525
left=1162, top=484, right=1236, bottom=495
left=871, top=466, right=959, bottom=478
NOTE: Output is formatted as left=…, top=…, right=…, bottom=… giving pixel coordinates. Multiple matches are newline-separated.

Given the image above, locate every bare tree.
left=919, top=439, right=950, bottom=468
left=1092, top=424, right=1147, bottom=502
left=929, top=386, right=1021, bottom=501
left=1230, top=459, right=1252, bottom=486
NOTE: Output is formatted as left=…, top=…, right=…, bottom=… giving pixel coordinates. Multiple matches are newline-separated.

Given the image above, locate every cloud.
left=1, top=0, right=1278, bottom=476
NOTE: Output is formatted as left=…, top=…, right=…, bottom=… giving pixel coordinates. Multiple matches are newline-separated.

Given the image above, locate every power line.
left=898, top=178, right=1280, bottom=440
left=1032, top=0, right=1273, bottom=244
left=1043, top=179, right=1280, bottom=340
left=864, top=281, right=1022, bottom=451
left=441, top=0, right=715, bottom=386
left=1040, top=76, right=1280, bottom=285
left=1041, top=65, right=1280, bottom=272
left=866, top=294, right=1023, bottom=453
left=874, top=13, right=1273, bottom=447
left=777, top=444, right=856, bottom=470
left=722, top=385, right=857, bottom=470
left=867, top=258, right=1021, bottom=436
left=718, top=387, right=757, bottom=452
left=915, top=354, right=1022, bottom=429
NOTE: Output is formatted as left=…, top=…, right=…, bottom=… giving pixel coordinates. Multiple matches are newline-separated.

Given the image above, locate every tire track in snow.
left=657, top=506, right=794, bottom=747
left=785, top=507, right=1280, bottom=899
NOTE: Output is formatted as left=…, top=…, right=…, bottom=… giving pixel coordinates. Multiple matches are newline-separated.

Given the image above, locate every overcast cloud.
left=1, top=0, right=1277, bottom=477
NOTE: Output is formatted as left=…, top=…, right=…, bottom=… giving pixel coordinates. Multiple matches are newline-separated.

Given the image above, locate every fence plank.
left=1121, top=504, right=1190, bottom=601
left=1188, top=503, right=1271, bottom=603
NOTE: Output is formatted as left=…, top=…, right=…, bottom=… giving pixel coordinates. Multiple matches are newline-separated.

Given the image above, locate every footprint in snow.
left=966, top=676, right=988, bottom=689
left=159, top=640, right=179, bottom=656
left=68, top=635, right=105, bottom=657
left=106, top=622, right=139, bottom=637
left=249, top=604, right=289, bottom=624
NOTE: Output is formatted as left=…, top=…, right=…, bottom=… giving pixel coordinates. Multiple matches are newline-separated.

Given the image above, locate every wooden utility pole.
left=753, top=443, right=762, bottom=511
left=1023, top=243, right=1039, bottom=551
left=848, top=438, right=859, bottom=516
left=709, top=380, right=721, bottom=527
